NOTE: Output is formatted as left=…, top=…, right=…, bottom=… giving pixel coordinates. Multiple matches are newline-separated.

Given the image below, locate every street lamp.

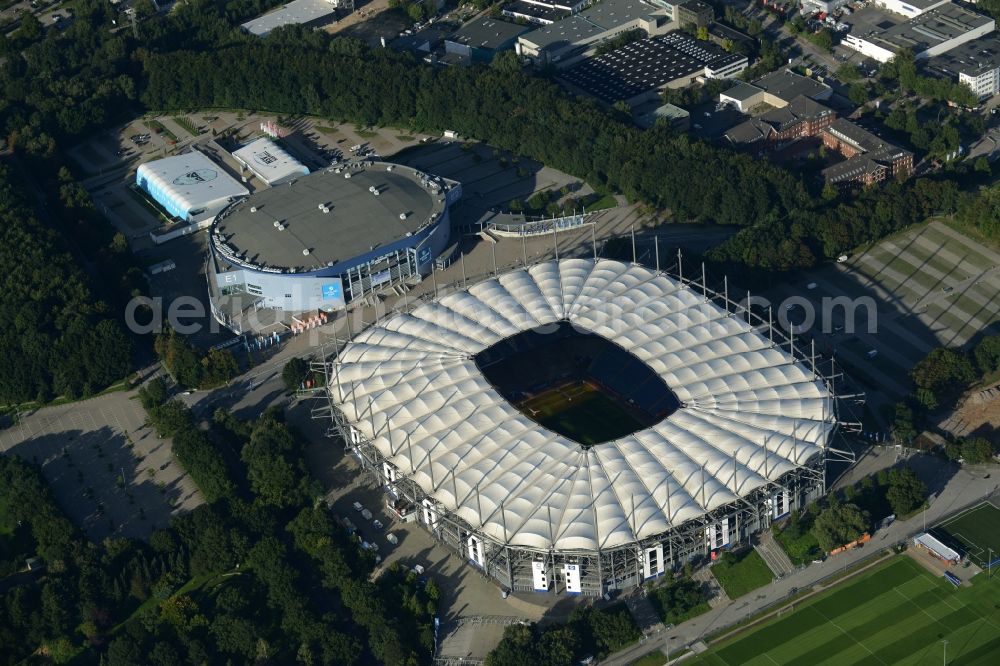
left=942, top=639, right=948, bottom=665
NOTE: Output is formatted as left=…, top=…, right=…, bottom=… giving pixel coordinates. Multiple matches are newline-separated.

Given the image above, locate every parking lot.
left=0, top=390, right=204, bottom=540
left=758, top=221, right=1000, bottom=426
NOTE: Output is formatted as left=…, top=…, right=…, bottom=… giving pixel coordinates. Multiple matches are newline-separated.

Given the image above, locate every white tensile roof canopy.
left=332, top=259, right=835, bottom=552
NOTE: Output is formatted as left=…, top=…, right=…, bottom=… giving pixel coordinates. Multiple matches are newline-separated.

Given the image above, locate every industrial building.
left=208, top=161, right=460, bottom=319
left=719, top=69, right=833, bottom=112
left=232, top=137, right=310, bottom=187
left=501, top=0, right=585, bottom=25
left=240, top=0, right=344, bottom=37
left=559, top=33, right=746, bottom=106
left=516, top=0, right=671, bottom=67
left=841, top=3, right=995, bottom=63
left=724, top=96, right=837, bottom=155
left=443, top=18, right=532, bottom=64
left=323, top=258, right=840, bottom=595
left=821, top=118, right=914, bottom=186
left=927, top=34, right=1000, bottom=99
left=135, top=152, right=249, bottom=224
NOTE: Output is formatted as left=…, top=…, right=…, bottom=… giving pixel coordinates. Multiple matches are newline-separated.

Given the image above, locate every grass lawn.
left=773, top=525, right=822, bottom=567
left=356, top=129, right=378, bottom=138
left=934, top=502, right=1000, bottom=567
left=628, top=651, right=667, bottom=666
left=520, top=382, right=644, bottom=447
left=584, top=192, right=618, bottom=211
left=710, top=550, right=773, bottom=599
left=395, top=134, right=415, bottom=141
left=691, top=556, right=1000, bottom=665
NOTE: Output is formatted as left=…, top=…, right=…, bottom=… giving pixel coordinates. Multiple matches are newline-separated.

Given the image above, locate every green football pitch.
left=518, top=382, right=644, bottom=447
left=934, top=502, right=1000, bottom=568
left=690, top=556, right=1000, bottom=665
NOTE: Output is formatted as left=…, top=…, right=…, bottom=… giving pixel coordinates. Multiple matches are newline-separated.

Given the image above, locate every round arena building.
left=208, top=161, right=461, bottom=321
left=326, top=258, right=838, bottom=595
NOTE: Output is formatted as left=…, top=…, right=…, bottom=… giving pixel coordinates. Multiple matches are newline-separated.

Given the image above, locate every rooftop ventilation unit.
left=373, top=190, right=380, bottom=196
left=399, top=212, right=408, bottom=220
left=344, top=172, right=352, bottom=179
left=250, top=206, right=258, bottom=213
left=273, top=220, right=280, bottom=228
left=322, top=207, right=331, bottom=214
left=302, top=248, right=310, bottom=256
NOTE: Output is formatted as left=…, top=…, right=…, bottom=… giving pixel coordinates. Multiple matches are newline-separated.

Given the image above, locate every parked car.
left=386, top=533, right=399, bottom=545
left=361, top=508, right=373, bottom=521
left=412, top=564, right=425, bottom=575
left=353, top=501, right=363, bottom=512
left=372, top=519, right=384, bottom=530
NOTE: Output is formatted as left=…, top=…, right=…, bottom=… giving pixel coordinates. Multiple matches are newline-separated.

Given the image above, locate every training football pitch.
left=517, top=381, right=644, bottom=447
left=934, top=502, right=1000, bottom=568
left=691, top=556, right=1000, bottom=665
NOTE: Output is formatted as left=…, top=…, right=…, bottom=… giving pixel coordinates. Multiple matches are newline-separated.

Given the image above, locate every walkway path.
left=754, top=530, right=795, bottom=579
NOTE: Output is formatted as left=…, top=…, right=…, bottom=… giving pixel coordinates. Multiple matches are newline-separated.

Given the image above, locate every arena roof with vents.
left=331, top=259, right=836, bottom=552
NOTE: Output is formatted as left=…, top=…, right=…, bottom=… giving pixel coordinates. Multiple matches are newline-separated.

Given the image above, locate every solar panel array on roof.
left=560, top=34, right=737, bottom=103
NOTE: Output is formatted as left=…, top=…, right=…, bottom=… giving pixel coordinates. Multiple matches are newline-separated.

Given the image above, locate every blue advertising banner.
left=322, top=281, right=342, bottom=301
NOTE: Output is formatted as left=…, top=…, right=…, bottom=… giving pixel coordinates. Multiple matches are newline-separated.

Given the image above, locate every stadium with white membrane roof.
left=324, top=258, right=842, bottom=595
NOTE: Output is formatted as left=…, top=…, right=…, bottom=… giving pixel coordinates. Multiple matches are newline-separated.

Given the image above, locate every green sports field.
left=691, top=556, right=1000, bottom=665
left=934, top=502, right=1000, bottom=568
left=518, top=381, right=644, bottom=447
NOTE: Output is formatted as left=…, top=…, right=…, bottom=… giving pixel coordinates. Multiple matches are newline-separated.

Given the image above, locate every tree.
left=973, top=335, right=1000, bottom=374
left=885, top=467, right=926, bottom=515
left=911, top=348, right=975, bottom=411
left=892, top=402, right=918, bottom=444
left=848, top=83, right=870, bottom=106
left=282, top=357, right=310, bottom=392
left=836, top=63, right=861, bottom=83
left=812, top=501, right=869, bottom=551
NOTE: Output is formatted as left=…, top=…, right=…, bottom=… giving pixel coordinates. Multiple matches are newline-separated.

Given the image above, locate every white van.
left=386, top=533, right=399, bottom=545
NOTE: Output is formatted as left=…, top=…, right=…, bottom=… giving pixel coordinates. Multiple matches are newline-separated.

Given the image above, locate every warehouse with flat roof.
left=842, top=3, right=995, bottom=63
left=136, top=152, right=249, bottom=223
left=560, top=33, right=746, bottom=105
left=232, top=137, right=310, bottom=187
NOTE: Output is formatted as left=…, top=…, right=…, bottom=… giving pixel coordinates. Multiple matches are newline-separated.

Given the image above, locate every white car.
left=372, top=519, right=384, bottom=530
left=353, top=501, right=363, bottom=512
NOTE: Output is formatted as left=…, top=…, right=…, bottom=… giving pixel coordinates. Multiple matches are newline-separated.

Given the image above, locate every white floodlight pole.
left=431, top=265, right=439, bottom=299
left=768, top=307, right=774, bottom=346
left=591, top=223, right=598, bottom=261
left=630, top=225, right=637, bottom=264
left=702, top=263, right=707, bottom=300
left=654, top=235, right=660, bottom=272
left=552, top=222, right=560, bottom=261
left=491, top=241, right=498, bottom=275
left=724, top=275, right=729, bottom=314
left=522, top=233, right=528, bottom=267
left=677, top=248, right=683, bottom=282
left=747, top=290, right=751, bottom=325
left=461, top=249, right=468, bottom=287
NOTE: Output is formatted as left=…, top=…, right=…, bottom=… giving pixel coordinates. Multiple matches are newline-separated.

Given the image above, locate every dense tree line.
left=0, top=398, right=439, bottom=664
left=140, top=39, right=812, bottom=231
left=486, top=603, right=642, bottom=666
left=139, top=378, right=238, bottom=503
left=0, top=164, right=133, bottom=404
left=155, top=328, right=238, bottom=390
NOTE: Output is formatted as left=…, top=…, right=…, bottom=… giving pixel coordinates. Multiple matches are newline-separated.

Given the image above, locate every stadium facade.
left=324, top=258, right=839, bottom=595
left=208, top=161, right=460, bottom=315
left=136, top=152, right=249, bottom=223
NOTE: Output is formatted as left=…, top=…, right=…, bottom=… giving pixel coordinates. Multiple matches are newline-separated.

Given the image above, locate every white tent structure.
left=231, top=137, right=310, bottom=187
left=328, top=258, right=837, bottom=594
